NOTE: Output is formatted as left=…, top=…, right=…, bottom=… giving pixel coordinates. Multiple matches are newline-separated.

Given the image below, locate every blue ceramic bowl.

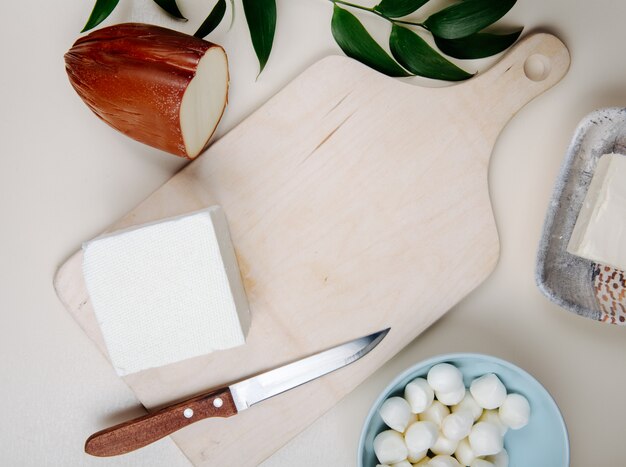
left=358, top=353, right=569, bottom=467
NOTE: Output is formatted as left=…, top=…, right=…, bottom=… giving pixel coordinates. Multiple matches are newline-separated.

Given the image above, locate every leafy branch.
left=81, top=0, right=522, bottom=81
left=329, top=0, right=522, bottom=80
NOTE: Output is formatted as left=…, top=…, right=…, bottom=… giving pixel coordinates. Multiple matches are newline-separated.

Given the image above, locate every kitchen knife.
left=85, top=328, right=389, bottom=456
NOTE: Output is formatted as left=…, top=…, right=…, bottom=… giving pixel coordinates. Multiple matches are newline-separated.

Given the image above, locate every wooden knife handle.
left=85, top=387, right=237, bottom=457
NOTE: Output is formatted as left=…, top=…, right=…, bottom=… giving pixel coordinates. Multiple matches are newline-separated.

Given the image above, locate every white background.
left=2, top=0, right=626, bottom=465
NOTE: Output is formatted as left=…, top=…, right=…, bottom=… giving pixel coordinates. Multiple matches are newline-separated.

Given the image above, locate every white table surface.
left=2, top=0, right=626, bottom=465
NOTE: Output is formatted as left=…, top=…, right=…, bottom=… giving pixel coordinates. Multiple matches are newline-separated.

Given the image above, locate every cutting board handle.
left=468, top=32, right=570, bottom=130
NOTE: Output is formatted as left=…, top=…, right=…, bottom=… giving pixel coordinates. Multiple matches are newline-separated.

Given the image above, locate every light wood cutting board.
left=54, top=33, right=569, bottom=466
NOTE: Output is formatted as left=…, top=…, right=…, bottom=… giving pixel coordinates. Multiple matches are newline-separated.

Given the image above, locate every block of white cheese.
left=567, top=153, right=626, bottom=270
left=82, top=207, right=250, bottom=376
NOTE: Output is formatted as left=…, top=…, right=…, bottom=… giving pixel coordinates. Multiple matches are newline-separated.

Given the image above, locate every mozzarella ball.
left=419, top=400, right=450, bottom=427
left=429, top=455, right=462, bottom=467
left=407, top=448, right=428, bottom=463
left=479, top=410, right=508, bottom=436
left=413, top=457, right=432, bottom=466
left=469, top=374, right=507, bottom=410
left=485, top=448, right=509, bottom=467
left=376, top=465, right=390, bottom=467
left=374, top=430, right=408, bottom=464
left=405, top=421, right=438, bottom=453
left=391, top=461, right=412, bottom=467
left=436, top=385, right=466, bottom=406
left=380, top=397, right=413, bottom=432
left=470, top=460, right=495, bottom=467
left=468, top=422, right=503, bottom=456
left=442, top=410, right=474, bottom=441
left=452, top=390, right=483, bottom=421
left=454, top=437, right=477, bottom=466
left=431, top=433, right=459, bottom=455
left=427, top=363, right=464, bottom=393
left=404, top=378, right=435, bottom=414
left=498, top=393, right=530, bottom=430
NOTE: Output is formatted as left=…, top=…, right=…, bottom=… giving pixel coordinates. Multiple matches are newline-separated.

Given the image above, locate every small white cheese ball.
left=374, top=430, right=408, bottom=465
left=431, top=433, right=459, bottom=456
left=405, top=421, right=438, bottom=453
left=485, top=448, right=509, bottom=467
left=407, top=448, right=428, bottom=463
left=419, top=400, right=450, bottom=427
left=469, top=374, right=507, bottom=410
left=441, top=410, right=474, bottom=441
left=452, top=390, right=483, bottom=421
left=479, top=410, right=508, bottom=436
left=413, top=457, right=432, bottom=466
left=436, top=385, right=466, bottom=406
left=404, top=378, right=435, bottom=414
left=391, top=461, right=412, bottom=467
left=468, top=422, right=503, bottom=456
left=376, top=465, right=390, bottom=467
left=427, top=363, right=464, bottom=393
left=470, top=459, right=495, bottom=467
left=429, top=455, right=462, bottom=467
left=454, top=437, right=477, bottom=466
left=498, top=393, right=530, bottom=430
left=380, top=396, right=413, bottom=432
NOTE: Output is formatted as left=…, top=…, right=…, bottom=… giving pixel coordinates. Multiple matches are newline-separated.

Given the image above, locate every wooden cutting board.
left=54, top=33, right=569, bottom=466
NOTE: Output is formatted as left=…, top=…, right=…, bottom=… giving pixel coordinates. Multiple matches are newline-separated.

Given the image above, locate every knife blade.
left=85, top=328, right=389, bottom=457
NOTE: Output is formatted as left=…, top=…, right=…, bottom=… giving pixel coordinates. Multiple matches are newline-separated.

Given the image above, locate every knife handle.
left=85, top=387, right=237, bottom=457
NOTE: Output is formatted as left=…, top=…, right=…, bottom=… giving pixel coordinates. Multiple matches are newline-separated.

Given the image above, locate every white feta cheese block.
left=82, top=206, right=250, bottom=376
left=567, top=153, right=626, bottom=270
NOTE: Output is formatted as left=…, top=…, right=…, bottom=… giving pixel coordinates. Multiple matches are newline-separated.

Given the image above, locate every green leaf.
left=390, top=25, right=472, bottom=81
left=331, top=5, right=409, bottom=77
left=152, top=0, right=187, bottom=21
left=194, top=0, right=226, bottom=38
left=424, top=0, right=516, bottom=39
left=81, top=0, right=119, bottom=32
left=242, top=0, right=277, bottom=74
left=434, top=28, right=522, bottom=59
left=374, top=0, right=430, bottom=18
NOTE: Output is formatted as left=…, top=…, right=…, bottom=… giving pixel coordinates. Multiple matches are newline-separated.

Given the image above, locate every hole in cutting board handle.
left=524, top=54, right=552, bottom=81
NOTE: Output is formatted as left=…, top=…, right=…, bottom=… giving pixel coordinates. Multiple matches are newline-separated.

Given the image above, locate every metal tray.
left=536, top=108, right=626, bottom=324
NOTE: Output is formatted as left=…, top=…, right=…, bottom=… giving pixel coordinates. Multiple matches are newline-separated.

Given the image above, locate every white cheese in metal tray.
left=567, top=153, right=626, bottom=270
left=82, top=207, right=250, bottom=376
